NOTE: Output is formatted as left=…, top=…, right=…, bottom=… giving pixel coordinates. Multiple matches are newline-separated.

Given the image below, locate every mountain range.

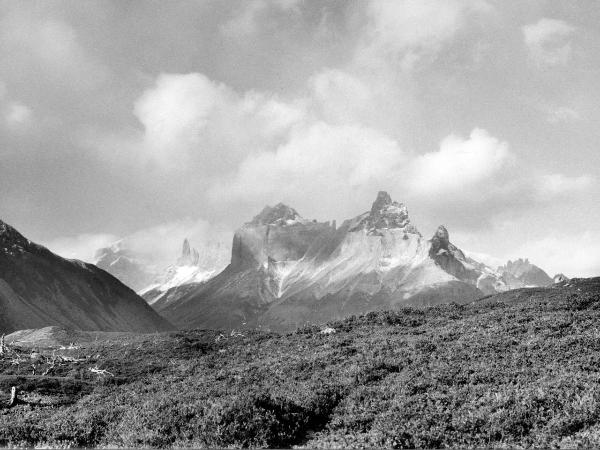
left=152, top=192, right=553, bottom=331
left=0, top=220, right=172, bottom=334
left=0, top=191, right=555, bottom=335
left=95, top=237, right=230, bottom=302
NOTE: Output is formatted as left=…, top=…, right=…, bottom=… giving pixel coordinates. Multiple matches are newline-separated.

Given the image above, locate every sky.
left=1, top=0, right=599, bottom=277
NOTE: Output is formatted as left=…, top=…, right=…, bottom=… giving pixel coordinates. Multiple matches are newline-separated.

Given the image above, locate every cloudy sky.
left=1, top=0, right=599, bottom=277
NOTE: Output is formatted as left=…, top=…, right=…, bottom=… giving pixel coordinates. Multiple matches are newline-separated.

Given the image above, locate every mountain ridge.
left=156, top=191, right=548, bottom=331
left=0, top=219, right=173, bottom=334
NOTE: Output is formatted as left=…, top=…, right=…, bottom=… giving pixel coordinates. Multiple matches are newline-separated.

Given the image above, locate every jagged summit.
left=177, top=238, right=200, bottom=266
left=249, top=203, right=306, bottom=226
left=500, top=258, right=533, bottom=276
left=350, top=191, right=420, bottom=235
left=158, top=191, right=556, bottom=332
left=432, top=225, right=450, bottom=245
left=370, top=191, right=394, bottom=215
left=499, top=258, right=553, bottom=287
left=429, top=225, right=466, bottom=260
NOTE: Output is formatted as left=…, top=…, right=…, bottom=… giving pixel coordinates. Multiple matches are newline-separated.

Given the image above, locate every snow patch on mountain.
left=142, top=239, right=230, bottom=304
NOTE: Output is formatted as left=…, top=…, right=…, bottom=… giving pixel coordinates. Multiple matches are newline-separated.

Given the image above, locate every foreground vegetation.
left=1, top=277, right=600, bottom=448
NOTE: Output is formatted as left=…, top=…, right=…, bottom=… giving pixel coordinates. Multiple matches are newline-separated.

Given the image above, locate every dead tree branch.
left=7, top=386, right=18, bottom=408
left=89, top=366, right=114, bottom=377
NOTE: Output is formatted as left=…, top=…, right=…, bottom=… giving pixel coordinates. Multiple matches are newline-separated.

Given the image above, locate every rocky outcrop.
left=177, top=239, right=200, bottom=266
left=142, top=238, right=230, bottom=306
left=553, top=273, right=569, bottom=284
left=349, top=191, right=420, bottom=235
left=249, top=203, right=306, bottom=226
left=0, top=219, right=173, bottom=334
left=427, top=225, right=505, bottom=294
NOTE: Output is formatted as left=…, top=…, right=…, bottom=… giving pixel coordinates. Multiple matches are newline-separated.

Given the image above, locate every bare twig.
left=7, top=386, right=18, bottom=407
left=42, top=360, right=56, bottom=376
left=58, top=343, right=81, bottom=350
left=89, top=366, right=114, bottom=377
left=60, top=355, right=87, bottom=363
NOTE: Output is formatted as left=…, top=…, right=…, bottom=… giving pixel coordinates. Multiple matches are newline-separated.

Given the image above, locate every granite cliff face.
left=0, top=220, right=172, bottom=334
left=158, top=192, right=524, bottom=331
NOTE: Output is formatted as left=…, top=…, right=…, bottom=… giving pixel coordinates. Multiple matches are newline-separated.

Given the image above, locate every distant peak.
left=429, top=224, right=467, bottom=262
left=181, top=238, right=191, bottom=257
left=499, top=258, right=552, bottom=285
left=177, top=238, right=199, bottom=266
left=249, top=203, right=305, bottom=226
left=370, top=191, right=393, bottom=215
left=349, top=192, right=419, bottom=235
left=430, top=226, right=451, bottom=253
left=433, top=225, right=449, bottom=244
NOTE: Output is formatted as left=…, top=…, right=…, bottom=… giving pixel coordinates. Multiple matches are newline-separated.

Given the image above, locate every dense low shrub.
left=1, top=278, right=600, bottom=448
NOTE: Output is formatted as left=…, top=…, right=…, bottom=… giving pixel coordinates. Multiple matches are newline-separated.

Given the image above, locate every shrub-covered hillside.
left=1, top=277, right=600, bottom=448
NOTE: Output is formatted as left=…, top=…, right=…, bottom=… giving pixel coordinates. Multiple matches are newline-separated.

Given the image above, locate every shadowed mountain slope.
left=0, top=219, right=173, bottom=334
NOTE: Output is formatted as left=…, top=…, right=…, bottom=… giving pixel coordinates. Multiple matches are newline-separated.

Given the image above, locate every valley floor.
left=1, top=278, right=600, bottom=448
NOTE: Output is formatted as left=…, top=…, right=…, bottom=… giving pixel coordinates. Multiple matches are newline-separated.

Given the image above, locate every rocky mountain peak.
left=182, top=238, right=190, bottom=256
left=430, top=225, right=454, bottom=256
left=433, top=225, right=450, bottom=246
left=370, top=191, right=393, bottom=214
left=499, top=258, right=552, bottom=286
left=177, top=238, right=200, bottom=266
left=500, top=258, right=531, bottom=275
left=0, top=219, right=31, bottom=252
left=350, top=191, right=419, bottom=235
left=249, top=203, right=304, bottom=226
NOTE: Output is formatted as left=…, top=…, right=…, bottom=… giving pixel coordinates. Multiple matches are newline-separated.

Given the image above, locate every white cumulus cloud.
left=357, top=0, right=492, bottom=70
left=523, top=18, right=575, bottom=67
left=407, top=128, right=513, bottom=197
left=209, top=121, right=406, bottom=220
left=93, top=72, right=306, bottom=172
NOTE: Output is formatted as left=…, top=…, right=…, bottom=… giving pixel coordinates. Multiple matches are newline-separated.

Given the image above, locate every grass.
left=0, top=277, right=599, bottom=448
